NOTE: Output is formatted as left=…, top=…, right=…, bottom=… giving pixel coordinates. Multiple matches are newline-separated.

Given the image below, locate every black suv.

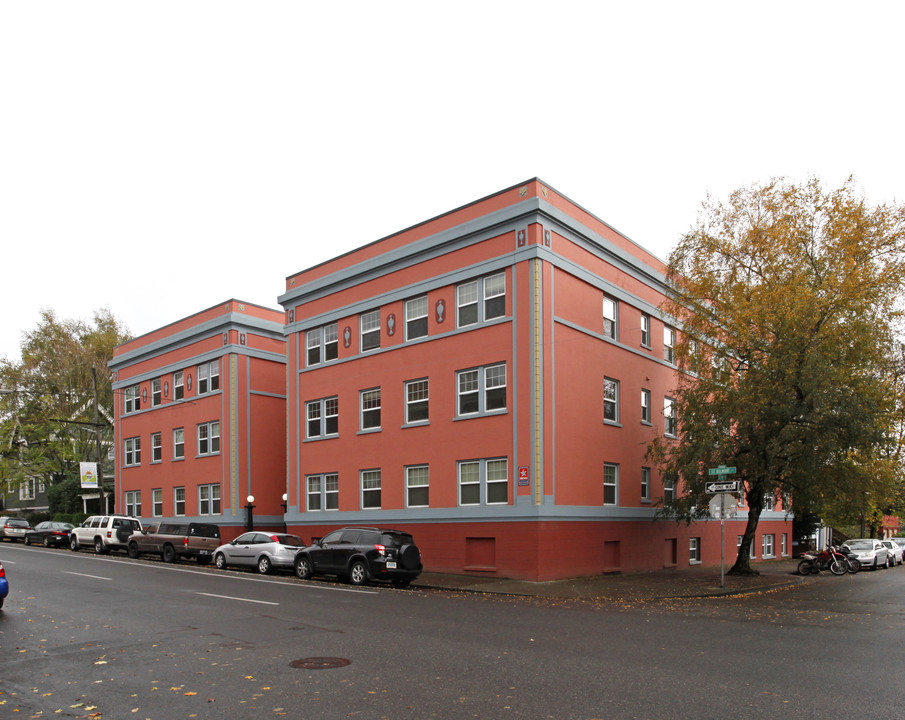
left=293, top=527, right=422, bottom=588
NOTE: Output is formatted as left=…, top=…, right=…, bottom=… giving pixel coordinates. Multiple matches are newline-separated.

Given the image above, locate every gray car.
left=213, top=532, right=303, bottom=574
left=0, top=517, right=30, bottom=542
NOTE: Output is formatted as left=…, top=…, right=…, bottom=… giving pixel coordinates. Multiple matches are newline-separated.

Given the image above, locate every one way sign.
left=705, top=480, right=739, bottom=493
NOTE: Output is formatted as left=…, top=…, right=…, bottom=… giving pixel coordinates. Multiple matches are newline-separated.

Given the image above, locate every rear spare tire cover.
left=400, top=545, right=420, bottom=570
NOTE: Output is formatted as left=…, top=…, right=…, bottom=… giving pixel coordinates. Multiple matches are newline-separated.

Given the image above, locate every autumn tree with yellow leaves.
left=649, top=177, right=905, bottom=574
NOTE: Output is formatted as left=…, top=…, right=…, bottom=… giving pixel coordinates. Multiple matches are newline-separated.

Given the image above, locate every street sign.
left=708, top=465, right=737, bottom=476
left=705, top=480, right=739, bottom=493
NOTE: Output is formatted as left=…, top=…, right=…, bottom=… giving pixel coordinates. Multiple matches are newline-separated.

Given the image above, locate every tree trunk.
left=728, top=502, right=762, bottom=576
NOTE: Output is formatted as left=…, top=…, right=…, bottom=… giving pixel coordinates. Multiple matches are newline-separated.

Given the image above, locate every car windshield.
left=846, top=541, right=874, bottom=550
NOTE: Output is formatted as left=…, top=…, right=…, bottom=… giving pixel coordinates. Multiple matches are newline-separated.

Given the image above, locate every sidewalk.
left=414, top=557, right=803, bottom=602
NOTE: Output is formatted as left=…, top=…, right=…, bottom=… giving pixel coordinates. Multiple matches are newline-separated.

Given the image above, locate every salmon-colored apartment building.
left=278, top=180, right=791, bottom=580
left=109, top=302, right=287, bottom=532
left=110, top=180, right=792, bottom=580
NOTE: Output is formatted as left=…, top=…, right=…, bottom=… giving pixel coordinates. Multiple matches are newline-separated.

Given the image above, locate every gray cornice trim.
left=112, top=346, right=286, bottom=389
left=110, top=312, right=285, bottom=370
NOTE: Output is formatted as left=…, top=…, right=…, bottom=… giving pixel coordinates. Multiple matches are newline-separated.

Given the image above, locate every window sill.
left=689, top=560, right=702, bottom=566
left=402, top=421, right=430, bottom=429
left=357, top=428, right=382, bottom=436
left=454, top=409, right=509, bottom=422
left=603, top=420, right=622, bottom=428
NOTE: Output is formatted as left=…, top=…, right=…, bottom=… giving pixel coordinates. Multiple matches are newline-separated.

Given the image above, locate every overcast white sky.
left=2, top=2, right=903, bottom=363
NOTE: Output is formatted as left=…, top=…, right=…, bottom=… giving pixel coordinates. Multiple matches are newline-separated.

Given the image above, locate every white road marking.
left=66, top=571, right=112, bottom=581
left=196, top=592, right=278, bottom=606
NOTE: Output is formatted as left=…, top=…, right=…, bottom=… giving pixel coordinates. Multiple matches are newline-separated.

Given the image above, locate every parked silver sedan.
left=881, top=539, right=903, bottom=566
left=213, top=532, right=303, bottom=574
left=842, top=538, right=890, bottom=570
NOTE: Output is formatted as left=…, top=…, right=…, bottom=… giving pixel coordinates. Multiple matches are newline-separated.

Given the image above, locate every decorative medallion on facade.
left=435, top=299, right=446, bottom=324
left=164, top=381, right=169, bottom=398
left=387, top=314, right=396, bottom=336
left=223, top=333, right=229, bottom=345
left=517, top=228, right=527, bottom=247
left=343, top=326, right=352, bottom=348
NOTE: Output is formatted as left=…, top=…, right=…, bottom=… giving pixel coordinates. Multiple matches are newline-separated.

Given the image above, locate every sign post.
left=707, top=466, right=738, bottom=587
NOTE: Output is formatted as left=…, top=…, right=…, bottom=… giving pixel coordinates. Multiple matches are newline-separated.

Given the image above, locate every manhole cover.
left=290, top=657, right=351, bottom=670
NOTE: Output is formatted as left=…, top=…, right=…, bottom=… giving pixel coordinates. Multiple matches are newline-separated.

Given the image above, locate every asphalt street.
left=2, top=543, right=904, bottom=720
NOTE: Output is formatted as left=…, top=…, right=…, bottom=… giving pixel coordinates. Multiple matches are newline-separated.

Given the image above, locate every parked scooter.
left=797, top=546, right=850, bottom=576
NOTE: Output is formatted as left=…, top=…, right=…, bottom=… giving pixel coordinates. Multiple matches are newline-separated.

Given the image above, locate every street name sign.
left=705, top=480, right=739, bottom=493
left=708, top=465, right=736, bottom=476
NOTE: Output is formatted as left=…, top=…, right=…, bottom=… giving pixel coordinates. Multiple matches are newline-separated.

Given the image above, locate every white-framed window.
left=664, top=397, right=677, bottom=437
left=197, top=360, right=220, bottom=395
left=664, top=326, right=676, bottom=364
left=641, top=466, right=651, bottom=502
left=198, top=484, right=221, bottom=515
left=690, top=537, right=701, bottom=564
left=174, top=487, right=185, bottom=516
left=174, top=371, right=184, bottom=401
left=19, top=478, right=35, bottom=500
left=603, top=295, right=618, bottom=339
left=457, top=272, right=506, bottom=327
left=360, top=310, right=381, bottom=352
left=457, top=363, right=506, bottom=416
left=124, top=437, right=141, bottom=466
left=361, top=469, right=381, bottom=509
left=603, top=463, right=618, bottom=505
left=151, top=432, right=162, bottom=463
left=197, top=421, right=220, bottom=456
left=604, top=378, right=619, bottom=424
left=307, top=473, right=339, bottom=511
left=125, top=490, right=141, bottom=517
left=173, top=428, right=185, bottom=460
left=404, top=378, right=429, bottom=424
left=406, top=465, right=429, bottom=508
left=763, top=534, right=775, bottom=558
left=307, top=323, right=339, bottom=366
left=306, top=397, right=339, bottom=438
left=781, top=533, right=788, bottom=557
left=458, top=458, right=508, bottom=506
left=664, top=475, right=676, bottom=502
left=641, top=388, right=651, bottom=424
left=124, top=384, right=141, bottom=414
left=405, top=296, right=429, bottom=340
left=151, top=378, right=162, bottom=406
left=739, top=535, right=756, bottom=559
left=152, top=488, right=163, bottom=517
left=640, top=313, right=651, bottom=347
left=360, top=388, right=381, bottom=431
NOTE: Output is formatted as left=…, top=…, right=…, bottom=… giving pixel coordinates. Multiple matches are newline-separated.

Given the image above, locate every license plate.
left=387, top=561, right=397, bottom=569
left=199, top=550, right=210, bottom=555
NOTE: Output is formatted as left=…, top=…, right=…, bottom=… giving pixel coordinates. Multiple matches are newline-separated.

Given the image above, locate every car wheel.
left=24, top=535, right=31, bottom=546
left=257, top=556, right=272, bottom=575
left=70, top=535, right=79, bottom=551
left=295, top=555, right=312, bottom=580
left=94, top=537, right=109, bottom=555
left=391, top=578, right=412, bottom=589
left=215, top=553, right=227, bottom=570
left=127, top=542, right=140, bottom=559
left=162, top=544, right=177, bottom=563
left=348, top=560, right=368, bottom=586
left=43, top=536, right=51, bottom=548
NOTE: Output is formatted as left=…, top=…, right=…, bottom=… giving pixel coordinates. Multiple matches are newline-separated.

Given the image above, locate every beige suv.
left=70, top=515, right=143, bottom=555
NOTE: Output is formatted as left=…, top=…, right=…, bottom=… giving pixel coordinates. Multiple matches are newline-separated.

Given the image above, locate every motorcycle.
left=797, top=546, right=850, bottom=576
left=836, top=545, right=861, bottom=573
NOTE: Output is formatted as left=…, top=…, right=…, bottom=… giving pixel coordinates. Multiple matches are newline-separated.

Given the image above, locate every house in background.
left=279, top=179, right=792, bottom=580
left=109, top=301, right=286, bottom=536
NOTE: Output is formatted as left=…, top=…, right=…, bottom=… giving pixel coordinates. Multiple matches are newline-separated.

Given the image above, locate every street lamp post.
left=245, top=495, right=256, bottom=531
left=280, top=493, right=288, bottom=513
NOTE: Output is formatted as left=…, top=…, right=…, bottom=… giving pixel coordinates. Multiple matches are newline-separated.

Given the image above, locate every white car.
left=70, top=515, right=143, bottom=554
left=881, top=539, right=903, bottom=566
left=842, top=538, right=890, bottom=570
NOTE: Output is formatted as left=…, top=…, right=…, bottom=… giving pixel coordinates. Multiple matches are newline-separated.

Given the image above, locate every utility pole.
left=92, top=367, right=105, bottom=512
